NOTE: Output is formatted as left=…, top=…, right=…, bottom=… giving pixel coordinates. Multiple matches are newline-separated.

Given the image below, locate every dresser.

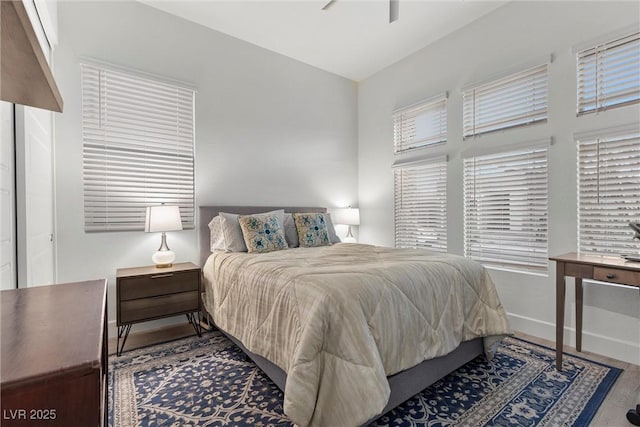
left=1, top=279, right=108, bottom=427
left=116, top=262, right=201, bottom=355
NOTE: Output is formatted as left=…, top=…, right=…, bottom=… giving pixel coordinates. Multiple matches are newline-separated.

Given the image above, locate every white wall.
left=54, top=1, right=358, bottom=333
left=358, top=1, right=640, bottom=364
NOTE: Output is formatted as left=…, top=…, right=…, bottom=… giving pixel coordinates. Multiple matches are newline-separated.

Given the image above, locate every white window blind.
left=577, top=31, right=640, bottom=115
left=393, top=94, right=447, bottom=153
left=577, top=128, right=640, bottom=255
left=394, top=158, right=447, bottom=252
left=463, top=146, right=548, bottom=273
left=463, top=63, right=548, bottom=138
left=82, top=64, right=195, bottom=232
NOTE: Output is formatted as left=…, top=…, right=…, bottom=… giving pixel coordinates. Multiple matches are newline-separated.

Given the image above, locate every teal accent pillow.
left=293, top=213, right=331, bottom=247
left=238, top=213, right=288, bottom=253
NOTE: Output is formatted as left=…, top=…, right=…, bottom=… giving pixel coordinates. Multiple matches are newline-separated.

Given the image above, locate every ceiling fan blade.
left=390, top=0, right=399, bottom=23
left=322, top=0, right=337, bottom=10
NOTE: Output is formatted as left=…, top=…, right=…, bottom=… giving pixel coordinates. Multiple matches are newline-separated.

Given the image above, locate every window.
left=577, top=31, right=640, bottom=115
left=393, top=94, right=447, bottom=153
left=394, top=158, right=447, bottom=252
left=577, top=127, right=640, bottom=255
left=82, top=63, right=195, bottom=232
left=463, top=63, right=548, bottom=138
left=463, top=145, right=549, bottom=273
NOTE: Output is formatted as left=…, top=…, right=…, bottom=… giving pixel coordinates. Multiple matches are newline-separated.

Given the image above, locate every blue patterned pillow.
left=238, top=213, right=288, bottom=253
left=293, top=213, right=331, bottom=247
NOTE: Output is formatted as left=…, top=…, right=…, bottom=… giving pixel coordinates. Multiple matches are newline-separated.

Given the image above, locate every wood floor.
left=108, top=325, right=638, bottom=426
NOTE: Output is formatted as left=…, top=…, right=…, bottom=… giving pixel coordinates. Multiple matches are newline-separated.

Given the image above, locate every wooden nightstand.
left=116, top=262, right=201, bottom=355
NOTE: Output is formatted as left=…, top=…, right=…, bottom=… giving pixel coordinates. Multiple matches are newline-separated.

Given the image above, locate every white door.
left=0, top=102, right=17, bottom=290
left=16, top=105, right=55, bottom=287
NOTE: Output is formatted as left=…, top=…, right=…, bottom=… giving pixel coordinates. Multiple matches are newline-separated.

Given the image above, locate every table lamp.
left=145, top=205, right=183, bottom=268
left=331, top=207, right=360, bottom=243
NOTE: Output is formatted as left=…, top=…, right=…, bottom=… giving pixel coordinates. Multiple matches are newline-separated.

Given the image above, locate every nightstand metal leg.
left=186, top=312, right=201, bottom=337
left=116, top=324, right=132, bottom=356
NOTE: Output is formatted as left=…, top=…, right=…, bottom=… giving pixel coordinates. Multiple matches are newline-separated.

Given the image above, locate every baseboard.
left=507, top=312, right=640, bottom=365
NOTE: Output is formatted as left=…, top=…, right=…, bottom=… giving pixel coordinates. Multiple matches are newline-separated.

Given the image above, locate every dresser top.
left=1, top=279, right=107, bottom=390
left=116, top=261, right=199, bottom=278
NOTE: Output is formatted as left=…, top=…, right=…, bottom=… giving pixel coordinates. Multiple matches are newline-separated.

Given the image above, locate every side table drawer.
left=120, top=291, right=199, bottom=323
left=119, top=271, right=199, bottom=300
left=594, top=267, right=640, bottom=287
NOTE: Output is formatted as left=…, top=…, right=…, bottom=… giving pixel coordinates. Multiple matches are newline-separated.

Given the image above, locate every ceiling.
left=141, top=0, right=506, bottom=82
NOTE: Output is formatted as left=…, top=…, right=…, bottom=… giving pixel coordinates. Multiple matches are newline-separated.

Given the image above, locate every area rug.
left=108, top=332, right=621, bottom=427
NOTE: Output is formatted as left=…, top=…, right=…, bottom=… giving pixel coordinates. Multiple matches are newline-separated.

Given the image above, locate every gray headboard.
left=198, top=206, right=327, bottom=267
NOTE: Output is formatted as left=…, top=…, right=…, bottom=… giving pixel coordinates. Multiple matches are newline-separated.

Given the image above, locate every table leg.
left=575, top=278, right=583, bottom=352
left=555, top=261, right=566, bottom=371
left=117, top=324, right=132, bottom=356
left=186, top=312, right=201, bottom=337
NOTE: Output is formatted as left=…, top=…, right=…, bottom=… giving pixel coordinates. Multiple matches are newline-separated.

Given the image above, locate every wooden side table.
left=550, top=252, right=640, bottom=371
left=116, top=262, right=201, bottom=355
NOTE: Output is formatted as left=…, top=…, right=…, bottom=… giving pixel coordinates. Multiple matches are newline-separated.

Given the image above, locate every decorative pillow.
left=218, top=209, right=285, bottom=252
left=238, top=213, right=288, bottom=253
left=324, top=213, right=341, bottom=244
left=283, top=213, right=299, bottom=248
left=293, top=213, right=331, bottom=247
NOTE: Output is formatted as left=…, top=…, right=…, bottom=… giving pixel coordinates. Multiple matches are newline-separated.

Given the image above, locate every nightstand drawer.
left=594, top=267, right=640, bottom=287
left=119, top=270, right=199, bottom=300
left=120, top=291, right=199, bottom=323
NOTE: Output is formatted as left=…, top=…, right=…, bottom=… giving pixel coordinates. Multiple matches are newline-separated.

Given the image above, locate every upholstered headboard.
left=197, top=206, right=327, bottom=267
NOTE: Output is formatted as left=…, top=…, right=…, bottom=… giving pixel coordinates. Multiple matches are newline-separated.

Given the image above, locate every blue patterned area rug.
left=109, top=332, right=621, bottom=427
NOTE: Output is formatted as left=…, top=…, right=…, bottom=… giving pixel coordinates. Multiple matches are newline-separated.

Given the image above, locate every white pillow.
left=208, top=215, right=225, bottom=251
left=211, top=209, right=285, bottom=252
left=284, top=214, right=299, bottom=248
left=325, top=213, right=341, bottom=244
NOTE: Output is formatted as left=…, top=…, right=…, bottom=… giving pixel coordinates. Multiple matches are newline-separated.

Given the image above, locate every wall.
left=358, top=1, right=640, bottom=364
left=54, top=1, right=358, bottom=333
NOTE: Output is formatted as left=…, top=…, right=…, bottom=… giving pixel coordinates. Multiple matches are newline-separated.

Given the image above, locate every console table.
left=1, top=280, right=107, bottom=426
left=550, top=253, right=640, bottom=371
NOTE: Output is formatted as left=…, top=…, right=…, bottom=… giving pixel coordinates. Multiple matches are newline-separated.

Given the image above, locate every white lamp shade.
left=145, top=205, right=183, bottom=233
left=331, top=207, right=360, bottom=226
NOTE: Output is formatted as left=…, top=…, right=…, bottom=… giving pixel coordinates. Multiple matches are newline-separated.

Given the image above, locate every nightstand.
left=116, top=262, right=201, bottom=355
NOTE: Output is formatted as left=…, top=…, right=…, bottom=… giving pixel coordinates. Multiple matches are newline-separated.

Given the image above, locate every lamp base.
left=152, top=249, right=175, bottom=268
left=154, top=263, right=173, bottom=268
left=342, top=225, right=357, bottom=244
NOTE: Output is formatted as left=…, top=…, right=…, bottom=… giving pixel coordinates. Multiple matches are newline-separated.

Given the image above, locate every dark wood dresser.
left=1, top=279, right=108, bottom=427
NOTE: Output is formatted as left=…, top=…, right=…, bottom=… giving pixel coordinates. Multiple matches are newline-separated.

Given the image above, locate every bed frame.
left=197, top=205, right=483, bottom=425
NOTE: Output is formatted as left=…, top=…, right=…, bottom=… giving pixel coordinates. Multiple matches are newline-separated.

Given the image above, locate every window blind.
left=393, top=94, right=447, bottom=153
left=463, top=146, right=548, bottom=273
left=463, top=63, right=548, bottom=138
left=81, top=64, right=195, bottom=232
left=577, top=31, right=640, bottom=115
left=577, top=128, right=640, bottom=255
left=394, top=158, right=447, bottom=252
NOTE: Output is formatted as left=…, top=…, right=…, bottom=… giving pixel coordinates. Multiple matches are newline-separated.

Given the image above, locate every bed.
left=198, top=205, right=511, bottom=427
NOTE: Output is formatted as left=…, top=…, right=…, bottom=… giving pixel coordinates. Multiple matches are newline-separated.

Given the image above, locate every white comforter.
left=202, top=243, right=511, bottom=427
